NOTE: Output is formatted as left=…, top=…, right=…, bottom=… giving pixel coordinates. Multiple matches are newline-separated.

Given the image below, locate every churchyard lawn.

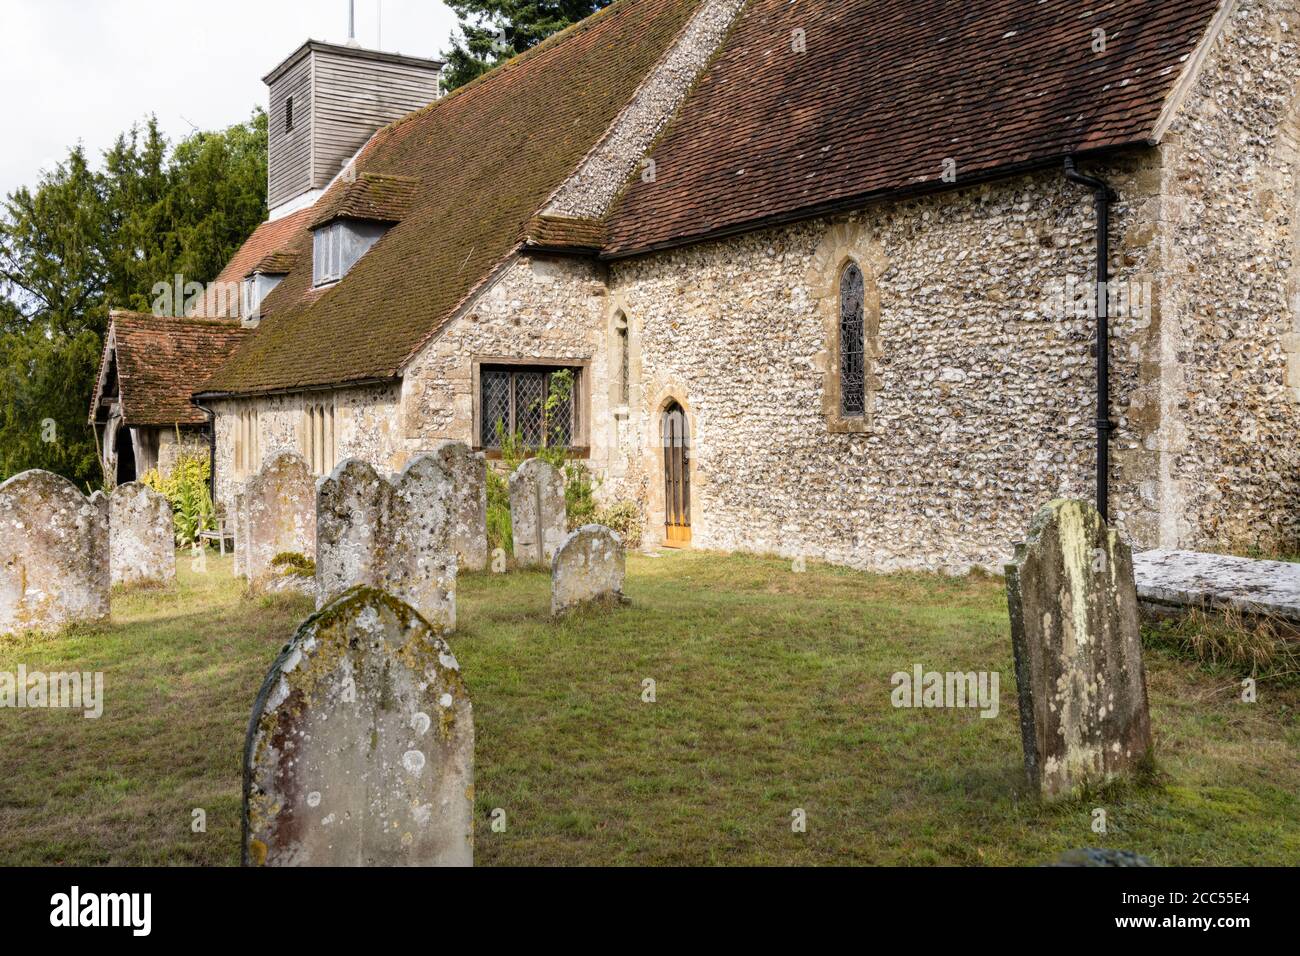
left=0, top=550, right=1295, bottom=866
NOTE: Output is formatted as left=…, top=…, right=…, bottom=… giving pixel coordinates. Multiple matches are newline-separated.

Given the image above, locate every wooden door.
left=662, top=402, right=691, bottom=546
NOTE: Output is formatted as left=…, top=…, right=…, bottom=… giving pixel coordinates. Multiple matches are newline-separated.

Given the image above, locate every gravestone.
left=508, top=458, right=566, bottom=567
left=231, top=489, right=247, bottom=578
left=1005, top=499, right=1153, bottom=801
left=316, top=455, right=457, bottom=632
left=109, top=482, right=175, bottom=587
left=0, top=470, right=110, bottom=635
left=241, top=452, right=316, bottom=590
left=433, top=441, right=487, bottom=572
left=243, top=587, right=473, bottom=867
left=552, top=524, right=627, bottom=616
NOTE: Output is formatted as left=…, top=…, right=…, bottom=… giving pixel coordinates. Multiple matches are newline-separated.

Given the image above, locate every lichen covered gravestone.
left=240, top=452, right=316, bottom=590
left=109, top=482, right=175, bottom=587
left=552, top=524, right=627, bottom=616
left=508, top=458, right=567, bottom=567
left=433, top=441, right=487, bottom=572
left=0, top=470, right=110, bottom=635
left=1005, top=499, right=1153, bottom=801
left=316, top=455, right=457, bottom=631
left=243, top=587, right=473, bottom=867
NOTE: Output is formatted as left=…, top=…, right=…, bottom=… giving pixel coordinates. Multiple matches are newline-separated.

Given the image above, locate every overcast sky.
left=0, top=0, right=459, bottom=200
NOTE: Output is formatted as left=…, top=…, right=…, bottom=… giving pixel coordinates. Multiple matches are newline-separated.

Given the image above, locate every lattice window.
left=839, top=262, right=866, bottom=417
left=480, top=370, right=512, bottom=447
left=478, top=366, right=580, bottom=450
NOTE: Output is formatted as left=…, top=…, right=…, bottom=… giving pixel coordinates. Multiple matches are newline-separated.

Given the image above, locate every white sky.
left=0, top=0, right=460, bottom=200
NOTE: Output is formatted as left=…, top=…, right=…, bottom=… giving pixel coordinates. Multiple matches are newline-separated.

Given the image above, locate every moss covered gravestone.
left=315, top=455, right=457, bottom=632
left=243, top=587, right=473, bottom=866
left=551, top=524, right=628, bottom=616
left=239, top=452, right=316, bottom=591
left=433, top=441, right=487, bottom=573
left=508, top=458, right=566, bottom=567
left=1006, top=499, right=1153, bottom=801
left=109, top=482, right=175, bottom=587
left=0, top=470, right=110, bottom=636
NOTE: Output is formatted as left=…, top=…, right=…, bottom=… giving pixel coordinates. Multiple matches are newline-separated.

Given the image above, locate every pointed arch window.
left=615, top=312, right=630, bottom=406
left=839, top=262, right=866, bottom=417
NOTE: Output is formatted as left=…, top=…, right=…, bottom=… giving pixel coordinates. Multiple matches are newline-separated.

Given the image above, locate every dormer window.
left=242, top=272, right=285, bottom=321
left=312, top=218, right=388, bottom=287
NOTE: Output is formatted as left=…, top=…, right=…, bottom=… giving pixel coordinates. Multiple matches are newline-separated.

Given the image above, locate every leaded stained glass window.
left=839, top=262, right=866, bottom=416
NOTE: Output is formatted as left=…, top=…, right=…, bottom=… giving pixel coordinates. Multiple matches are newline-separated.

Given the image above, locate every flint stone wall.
left=239, top=452, right=316, bottom=590
left=1006, top=498, right=1153, bottom=801
left=433, top=441, right=487, bottom=572
left=0, top=470, right=110, bottom=635
left=109, top=482, right=175, bottom=587
left=243, top=587, right=473, bottom=866
left=551, top=524, right=627, bottom=615
left=316, top=455, right=457, bottom=632
left=509, top=458, right=567, bottom=567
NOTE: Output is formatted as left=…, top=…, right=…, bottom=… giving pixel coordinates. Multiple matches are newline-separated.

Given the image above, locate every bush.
left=140, top=452, right=214, bottom=546
left=481, top=369, right=643, bottom=552
left=595, top=500, right=644, bottom=550
left=486, top=466, right=512, bottom=556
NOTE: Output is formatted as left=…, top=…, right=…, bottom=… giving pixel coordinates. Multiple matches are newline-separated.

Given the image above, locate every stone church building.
left=106, top=0, right=1300, bottom=571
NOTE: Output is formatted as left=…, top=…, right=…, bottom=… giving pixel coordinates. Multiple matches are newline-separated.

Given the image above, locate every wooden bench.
left=198, top=518, right=235, bottom=556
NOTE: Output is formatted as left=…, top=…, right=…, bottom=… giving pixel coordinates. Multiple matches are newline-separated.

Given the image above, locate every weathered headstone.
left=433, top=441, right=487, bottom=572
left=243, top=586, right=473, bottom=866
left=552, top=524, right=627, bottom=616
left=109, top=482, right=175, bottom=587
left=316, top=455, right=457, bottom=631
left=508, top=458, right=566, bottom=567
left=1005, top=499, right=1153, bottom=801
left=241, top=452, right=316, bottom=591
left=232, top=488, right=248, bottom=579
left=0, top=470, right=110, bottom=635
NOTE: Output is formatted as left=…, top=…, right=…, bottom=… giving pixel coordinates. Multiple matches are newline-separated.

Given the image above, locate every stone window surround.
left=608, top=306, right=642, bottom=417
left=234, top=404, right=262, bottom=478
left=301, top=395, right=338, bottom=476
left=808, top=221, right=888, bottom=434
left=470, top=354, right=592, bottom=458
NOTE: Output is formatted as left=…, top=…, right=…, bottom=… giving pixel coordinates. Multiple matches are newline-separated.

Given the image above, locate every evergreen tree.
left=441, top=1, right=612, bottom=91
left=0, top=110, right=268, bottom=488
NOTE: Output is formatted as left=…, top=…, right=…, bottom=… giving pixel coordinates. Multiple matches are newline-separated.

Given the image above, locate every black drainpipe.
left=193, top=401, right=218, bottom=502
left=1064, top=156, right=1118, bottom=523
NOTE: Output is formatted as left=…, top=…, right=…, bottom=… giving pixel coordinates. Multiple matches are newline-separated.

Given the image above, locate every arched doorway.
left=661, top=401, right=690, bottom=546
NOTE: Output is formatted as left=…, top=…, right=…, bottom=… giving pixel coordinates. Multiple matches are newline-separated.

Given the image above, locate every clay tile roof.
left=521, top=213, right=609, bottom=252
left=603, top=0, right=1223, bottom=256
left=194, top=207, right=316, bottom=318
left=198, top=0, right=704, bottom=397
left=308, top=172, right=421, bottom=229
left=95, top=312, right=250, bottom=426
left=249, top=249, right=297, bottom=276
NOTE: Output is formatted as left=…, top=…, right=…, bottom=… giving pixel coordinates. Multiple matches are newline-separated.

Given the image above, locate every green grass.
left=0, top=550, right=1296, bottom=865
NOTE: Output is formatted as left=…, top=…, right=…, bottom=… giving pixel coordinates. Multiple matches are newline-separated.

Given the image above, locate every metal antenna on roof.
left=347, top=0, right=360, bottom=47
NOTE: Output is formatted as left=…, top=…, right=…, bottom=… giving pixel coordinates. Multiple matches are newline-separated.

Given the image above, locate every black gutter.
left=1063, top=156, right=1118, bottom=524
left=192, top=375, right=398, bottom=403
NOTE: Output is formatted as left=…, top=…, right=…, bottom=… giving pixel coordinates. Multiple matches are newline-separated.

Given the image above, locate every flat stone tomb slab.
left=1133, top=548, right=1300, bottom=623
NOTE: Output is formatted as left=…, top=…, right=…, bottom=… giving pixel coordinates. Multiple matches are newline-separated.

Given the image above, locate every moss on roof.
left=200, top=0, right=703, bottom=396
left=93, top=311, right=249, bottom=426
